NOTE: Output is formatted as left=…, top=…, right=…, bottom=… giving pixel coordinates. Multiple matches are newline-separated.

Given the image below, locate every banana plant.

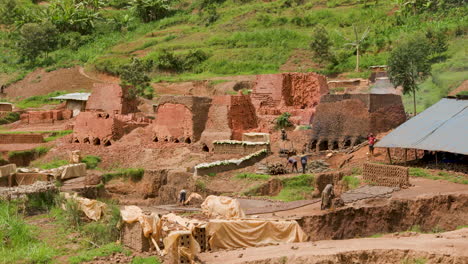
left=339, top=25, right=370, bottom=72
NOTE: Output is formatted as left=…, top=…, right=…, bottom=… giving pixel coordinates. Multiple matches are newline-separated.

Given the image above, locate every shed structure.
left=51, top=92, right=90, bottom=117
left=375, top=98, right=468, bottom=155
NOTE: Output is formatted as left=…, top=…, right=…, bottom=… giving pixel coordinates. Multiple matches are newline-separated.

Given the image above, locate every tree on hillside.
left=309, top=25, right=332, bottom=63
left=387, top=34, right=431, bottom=115
left=120, top=58, right=154, bottom=99
left=339, top=25, right=370, bottom=72
left=45, top=0, right=100, bottom=34
left=17, top=22, right=59, bottom=62
left=131, top=0, right=172, bottom=23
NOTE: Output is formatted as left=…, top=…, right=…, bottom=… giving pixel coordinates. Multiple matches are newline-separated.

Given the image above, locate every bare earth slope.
left=198, top=228, right=468, bottom=264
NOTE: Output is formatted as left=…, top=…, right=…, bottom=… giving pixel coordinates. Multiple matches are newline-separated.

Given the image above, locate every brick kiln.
left=309, top=94, right=406, bottom=151
left=72, top=112, right=149, bottom=146
left=152, top=96, right=212, bottom=143
left=251, top=72, right=329, bottom=125
left=86, top=83, right=138, bottom=115
left=200, top=95, right=258, bottom=147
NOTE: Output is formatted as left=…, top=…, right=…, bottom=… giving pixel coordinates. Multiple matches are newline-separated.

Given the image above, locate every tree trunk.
left=355, top=45, right=360, bottom=72
left=413, top=90, right=417, bottom=116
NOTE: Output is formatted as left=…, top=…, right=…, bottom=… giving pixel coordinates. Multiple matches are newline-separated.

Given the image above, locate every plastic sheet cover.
left=206, top=219, right=308, bottom=250
left=121, top=205, right=161, bottom=240
left=376, top=98, right=468, bottom=155
left=201, top=195, right=246, bottom=219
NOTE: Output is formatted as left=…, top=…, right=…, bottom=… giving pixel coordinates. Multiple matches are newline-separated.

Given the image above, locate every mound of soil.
left=5, top=66, right=99, bottom=99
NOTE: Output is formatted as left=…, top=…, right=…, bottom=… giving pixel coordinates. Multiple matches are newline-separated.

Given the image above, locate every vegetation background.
left=0, top=0, right=466, bottom=112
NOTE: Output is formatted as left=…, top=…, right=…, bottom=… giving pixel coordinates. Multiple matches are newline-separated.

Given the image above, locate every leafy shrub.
left=120, top=58, right=154, bottom=99
left=0, top=112, right=20, bottom=125
left=195, top=179, right=206, bottom=191
left=82, top=155, right=102, bottom=169
left=275, top=112, right=293, bottom=130
left=94, top=56, right=130, bottom=76
left=200, top=4, right=219, bottom=26
left=26, top=191, right=57, bottom=212
left=102, top=168, right=145, bottom=183
left=154, top=49, right=209, bottom=72
left=342, top=175, right=360, bottom=190
left=310, top=25, right=333, bottom=62
left=81, top=203, right=121, bottom=246
left=59, top=31, right=90, bottom=50
left=131, top=0, right=173, bottom=23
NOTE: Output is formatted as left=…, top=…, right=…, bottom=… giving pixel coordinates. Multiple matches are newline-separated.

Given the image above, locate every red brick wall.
left=86, top=83, right=137, bottom=115
left=230, top=95, right=258, bottom=140
left=251, top=72, right=329, bottom=125
left=21, top=110, right=72, bottom=124
left=0, top=103, right=12, bottom=111
left=0, top=134, right=44, bottom=144
left=73, top=112, right=148, bottom=145
left=153, top=103, right=194, bottom=141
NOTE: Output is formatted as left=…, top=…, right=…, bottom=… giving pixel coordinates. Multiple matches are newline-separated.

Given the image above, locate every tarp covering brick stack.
left=205, top=219, right=308, bottom=250
left=201, top=195, right=246, bottom=219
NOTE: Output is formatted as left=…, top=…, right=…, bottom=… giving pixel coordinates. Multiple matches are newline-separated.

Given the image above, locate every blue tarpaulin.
left=375, top=98, right=468, bottom=155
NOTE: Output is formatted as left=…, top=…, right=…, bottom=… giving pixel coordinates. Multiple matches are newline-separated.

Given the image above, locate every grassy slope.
left=0, top=0, right=466, bottom=112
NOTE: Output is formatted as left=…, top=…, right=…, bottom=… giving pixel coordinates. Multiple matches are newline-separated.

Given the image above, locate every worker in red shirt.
left=368, top=133, right=377, bottom=156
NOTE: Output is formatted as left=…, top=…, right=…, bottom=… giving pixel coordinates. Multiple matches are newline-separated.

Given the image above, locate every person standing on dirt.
left=367, top=133, right=377, bottom=156
left=179, top=189, right=187, bottom=206
left=300, top=155, right=308, bottom=174
left=287, top=156, right=299, bottom=173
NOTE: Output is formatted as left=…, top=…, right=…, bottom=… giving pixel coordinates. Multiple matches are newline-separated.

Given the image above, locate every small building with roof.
left=375, top=97, right=468, bottom=164
left=50, top=92, right=90, bottom=117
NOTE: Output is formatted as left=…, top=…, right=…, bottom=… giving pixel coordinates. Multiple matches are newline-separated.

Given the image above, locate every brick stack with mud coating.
left=363, top=163, right=409, bottom=187
left=309, top=94, right=406, bottom=152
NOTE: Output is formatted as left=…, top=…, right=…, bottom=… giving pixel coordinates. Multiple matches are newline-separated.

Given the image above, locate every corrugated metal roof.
left=375, top=98, right=468, bottom=155
left=50, top=93, right=90, bottom=101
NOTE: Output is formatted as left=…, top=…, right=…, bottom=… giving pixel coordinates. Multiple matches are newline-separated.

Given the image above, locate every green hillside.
left=0, top=0, right=466, bottom=111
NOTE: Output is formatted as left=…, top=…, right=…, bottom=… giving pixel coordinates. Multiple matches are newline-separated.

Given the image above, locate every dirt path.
left=238, top=198, right=319, bottom=215
left=198, top=228, right=468, bottom=264
left=254, top=177, right=468, bottom=219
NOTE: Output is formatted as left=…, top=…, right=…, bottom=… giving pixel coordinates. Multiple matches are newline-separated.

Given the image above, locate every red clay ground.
left=251, top=177, right=468, bottom=219
left=5, top=67, right=98, bottom=99
left=198, top=228, right=468, bottom=264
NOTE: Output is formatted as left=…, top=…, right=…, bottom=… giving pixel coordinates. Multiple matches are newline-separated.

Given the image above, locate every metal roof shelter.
left=375, top=98, right=468, bottom=155
left=50, top=93, right=91, bottom=101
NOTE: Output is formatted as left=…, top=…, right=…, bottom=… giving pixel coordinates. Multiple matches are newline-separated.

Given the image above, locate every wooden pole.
left=387, top=148, right=393, bottom=164
left=404, top=149, right=407, bottom=165
left=414, top=149, right=418, bottom=160
left=435, top=152, right=438, bottom=167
